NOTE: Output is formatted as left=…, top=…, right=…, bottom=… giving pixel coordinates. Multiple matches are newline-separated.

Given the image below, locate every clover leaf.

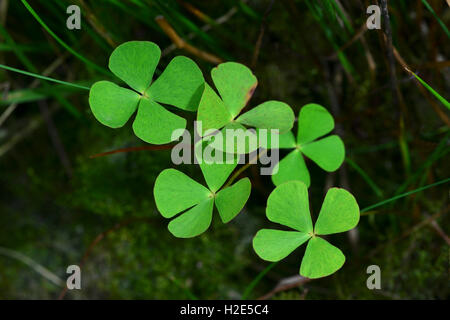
left=153, top=157, right=251, bottom=238
left=253, top=181, right=359, bottom=279
left=89, top=41, right=204, bottom=144
left=269, top=103, right=345, bottom=187
left=197, top=62, right=295, bottom=154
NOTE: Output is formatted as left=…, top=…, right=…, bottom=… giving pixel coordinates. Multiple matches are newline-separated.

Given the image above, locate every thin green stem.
left=421, top=0, right=450, bottom=39
left=360, top=177, right=450, bottom=213
left=20, top=0, right=110, bottom=75
left=0, top=24, right=82, bottom=117
left=345, top=157, right=384, bottom=198
left=411, top=72, right=450, bottom=110
left=223, top=149, right=267, bottom=188
left=0, top=64, right=90, bottom=90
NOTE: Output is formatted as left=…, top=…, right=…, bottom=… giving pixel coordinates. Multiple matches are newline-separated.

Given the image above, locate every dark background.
left=0, top=0, right=449, bottom=299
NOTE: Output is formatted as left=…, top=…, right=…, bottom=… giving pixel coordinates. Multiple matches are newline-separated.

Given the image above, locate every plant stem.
left=89, top=144, right=177, bottom=158
left=0, top=64, right=90, bottom=90
left=421, top=0, right=450, bottom=39
left=410, top=72, right=450, bottom=110
left=345, top=157, right=384, bottom=198
left=360, top=177, right=450, bottom=213
left=20, top=0, right=110, bottom=75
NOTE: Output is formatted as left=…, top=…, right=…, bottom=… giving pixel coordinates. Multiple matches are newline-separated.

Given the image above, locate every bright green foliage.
left=211, top=62, right=257, bottom=118
left=236, top=101, right=294, bottom=133
left=215, top=178, right=252, bottom=223
left=194, top=140, right=240, bottom=193
left=168, top=197, right=215, bottom=238
left=152, top=169, right=211, bottom=218
left=314, top=188, right=360, bottom=235
left=299, top=237, right=345, bottom=279
left=87, top=41, right=351, bottom=278
left=89, top=81, right=140, bottom=128
left=266, top=180, right=313, bottom=232
left=109, top=41, right=160, bottom=93
left=154, top=166, right=251, bottom=238
left=253, top=230, right=310, bottom=261
left=410, top=72, right=450, bottom=110
left=197, top=62, right=295, bottom=154
left=270, top=104, right=345, bottom=187
left=253, top=181, right=359, bottom=279
left=89, top=41, right=204, bottom=144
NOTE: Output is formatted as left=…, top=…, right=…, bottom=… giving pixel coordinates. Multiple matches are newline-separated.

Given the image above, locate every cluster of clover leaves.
left=89, top=41, right=360, bottom=279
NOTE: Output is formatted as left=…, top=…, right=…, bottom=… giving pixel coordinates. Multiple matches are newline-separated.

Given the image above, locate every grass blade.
left=411, top=72, right=450, bottom=110
left=421, top=0, right=450, bottom=39
left=346, top=157, right=384, bottom=198
left=20, top=0, right=110, bottom=75
left=0, top=64, right=90, bottom=90
left=361, top=177, right=450, bottom=213
left=242, top=262, right=277, bottom=300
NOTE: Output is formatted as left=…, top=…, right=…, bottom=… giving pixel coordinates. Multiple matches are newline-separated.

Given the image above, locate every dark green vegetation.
left=0, top=0, right=449, bottom=299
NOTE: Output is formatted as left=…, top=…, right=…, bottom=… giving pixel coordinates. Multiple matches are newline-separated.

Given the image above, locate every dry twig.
left=156, top=16, right=223, bottom=64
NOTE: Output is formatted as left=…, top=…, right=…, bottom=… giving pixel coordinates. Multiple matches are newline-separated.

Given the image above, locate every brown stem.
left=77, top=0, right=117, bottom=47
left=89, top=144, right=176, bottom=159
left=367, top=205, right=449, bottom=258
left=428, top=217, right=450, bottom=246
left=177, top=0, right=210, bottom=23
left=328, top=23, right=368, bottom=60
left=251, top=0, right=275, bottom=68
left=257, top=275, right=311, bottom=300
left=155, top=16, right=223, bottom=65
left=386, top=37, right=450, bottom=126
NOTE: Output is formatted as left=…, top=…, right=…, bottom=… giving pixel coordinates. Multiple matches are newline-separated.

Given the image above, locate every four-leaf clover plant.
left=253, top=180, right=359, bottom=279
left=269, top=103, right=345, bottom=187
left=153, top=159, right=251, bottom=238
left=197, top=62, right=295, bottom=154
left=89, top=41, right=204, bottom=144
